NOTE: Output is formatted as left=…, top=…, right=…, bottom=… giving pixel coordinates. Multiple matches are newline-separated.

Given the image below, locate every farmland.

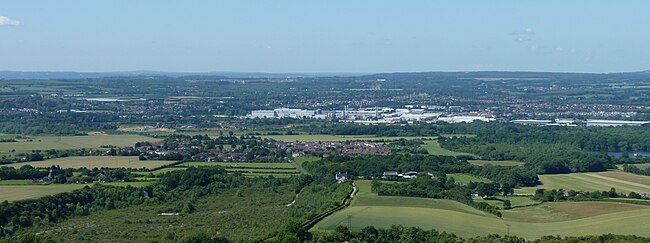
left=617, top=163, right=650, bottom=170
left=447, top=173, right=491, bottom=184
left=261, top=134, right=436, bottom=142
left=5, top=156, right=175, bottom=169
left=515, top=171, right=650, bottom=195
left=0, top=134, right=160, bottom=157
left=0, top=181, right=155, bottom=202
left=421, top=140, right=476, bottom=157
left=177, top=161, right=300, bottom=177
left=468, top=160, right=524, bottom=166
left=313, top=180, right=650, bottom=239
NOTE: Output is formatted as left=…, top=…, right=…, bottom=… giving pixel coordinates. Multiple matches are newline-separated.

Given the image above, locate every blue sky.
left=1, top=1, right=649, bottom=73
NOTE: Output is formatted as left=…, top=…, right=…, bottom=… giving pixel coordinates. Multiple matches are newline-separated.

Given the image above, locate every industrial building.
left=584, top=120, right=650, bottom=127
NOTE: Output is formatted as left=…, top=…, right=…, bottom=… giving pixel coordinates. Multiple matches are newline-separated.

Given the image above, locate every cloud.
left=0, top=16, right=22, bottom=26
left=524, top=27, right=534, bottom=34
left=510, top=27, right=535, bottom=36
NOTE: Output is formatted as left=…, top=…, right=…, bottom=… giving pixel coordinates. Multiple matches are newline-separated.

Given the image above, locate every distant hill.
left=0, top=71, right=365, bottom=79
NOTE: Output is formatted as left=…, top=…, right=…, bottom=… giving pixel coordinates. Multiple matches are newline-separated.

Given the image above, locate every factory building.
left=585, top=120, right=650, bottom=127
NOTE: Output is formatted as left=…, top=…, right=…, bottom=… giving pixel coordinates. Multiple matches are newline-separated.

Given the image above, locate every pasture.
left=313, top=180, right=650, bottom=239
left=447, top=173, right=491, bottom=184
left=261, top=134, right=437, bottom=142
left=0, top=134, right=160, bottom=157
left=181, top=162, right=295, bottom=169
left=468, top=160, right=524, bottom=166
left=178, top=161, right=300, bottom=177
left=515, top=171, right=650, bottom=195
left=133, top=167, right=186, bottom=175
left=421, top=140, right=476, bottom=157
left=0, top=181, right=155, bottom=202
left=5, top=156, right=175, bottom=169
left=617, top=163, right=650, bottom=170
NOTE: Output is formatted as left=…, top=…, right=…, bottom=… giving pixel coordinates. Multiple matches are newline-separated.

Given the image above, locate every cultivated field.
left=0, top=134, right=160, bottom=157
left=468, top=160, right=524, bottom=166
left=313, top=180, right=650, bottom=239
left=0, top=181, right=155, bottom=202
left=515, top=171, right=650, bottom=195
left=5, top=156, right=175, bottom=169
left=515, top=172, right=650, bottom=194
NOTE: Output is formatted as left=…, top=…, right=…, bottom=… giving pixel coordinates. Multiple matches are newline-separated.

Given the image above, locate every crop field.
left=468, top=160, right=524, bottom=166
left=447, top=173, right=491, bottom=184
left=5, top=156, right=175, bottom=169
left=421, top=140, right=476, bottom=157
left=0, top=134, right=160, bottom=157
left=515, top=172, right=650, bottom=195
left=313, top=180, right=650, bottom=239
left=0, top=181, right=155, bottom=202
left=261, top=134, right=437, bottom=142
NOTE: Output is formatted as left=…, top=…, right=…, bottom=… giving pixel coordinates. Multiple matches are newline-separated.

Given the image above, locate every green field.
left=261, top=135, right=436, bottom=142
left=5, top=156, right=175, bottom=169
left=0, top=181, right=154, bottom=202
left=293, top=157, right=320, bottom=167
left=0, top=179, right=35, bottom=185
left=133, top=167, right=187, bottom=175
left=0, top=134, right=160, bottom=157
left=226, top=168, right=299, bottom=173
left=617, top=163, right=650, bottom=170
left=468, top=160, right=524, bottom=166
left=515, top=172, right=650, bottom=195
left=421, top=140, right=476, bottom=157
left=181, top=162, right=295, bottom=169
left=178, top=161, right=299, bottom=178
left=313, top=180, right=650, bottom=239
left=447, top=173, right=491, bottom=184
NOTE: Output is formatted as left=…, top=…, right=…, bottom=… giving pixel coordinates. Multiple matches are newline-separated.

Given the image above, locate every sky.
left=1, top=1, right=650, bottom=73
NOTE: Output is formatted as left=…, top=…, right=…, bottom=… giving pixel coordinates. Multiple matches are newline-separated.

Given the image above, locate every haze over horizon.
left=2, top=1, right=650, bottom=73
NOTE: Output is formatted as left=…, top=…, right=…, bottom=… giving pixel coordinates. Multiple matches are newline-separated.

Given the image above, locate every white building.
left=585, top=120, right=650, bottom=127
left=250, top=110, right=276, bottom=118
left=438, top=116, right=495, bottom=123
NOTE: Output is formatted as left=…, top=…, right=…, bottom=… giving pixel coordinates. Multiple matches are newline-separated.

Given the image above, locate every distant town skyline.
left=2, top=1, right=650, bottom=73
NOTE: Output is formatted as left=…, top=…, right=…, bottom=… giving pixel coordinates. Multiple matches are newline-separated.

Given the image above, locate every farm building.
left=382, top=171, right=400, bottom=179
left=335, top=172, right=348, bottom=183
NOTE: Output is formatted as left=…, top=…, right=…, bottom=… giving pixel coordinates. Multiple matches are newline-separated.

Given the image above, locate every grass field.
left=0, top=181, right=155, bottom=202
left=133, top=167, right=187, bottom=175
left=261, top=135, right=436, bottom=142
left=293, top=157, right=320, bottom=167
left=515, top=172, right=650, bottom=195
left=5, top=156, right=175, bottom=169
left=468, top=160, right=524, bottom=166
left=313, top=180, right=650, bottom=239
left=617, top=163, right=650, bottom=170
left=421, top=140, right=476, bottom=157
left=181, top=162, right=295, bottom=168
left=226, top=168, right=299, bottom=173
left=0, top=134, right=160, bottom=157
left=178, top=161, right=299, bottom=178
left=447, top=173, right=491, bottom=184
